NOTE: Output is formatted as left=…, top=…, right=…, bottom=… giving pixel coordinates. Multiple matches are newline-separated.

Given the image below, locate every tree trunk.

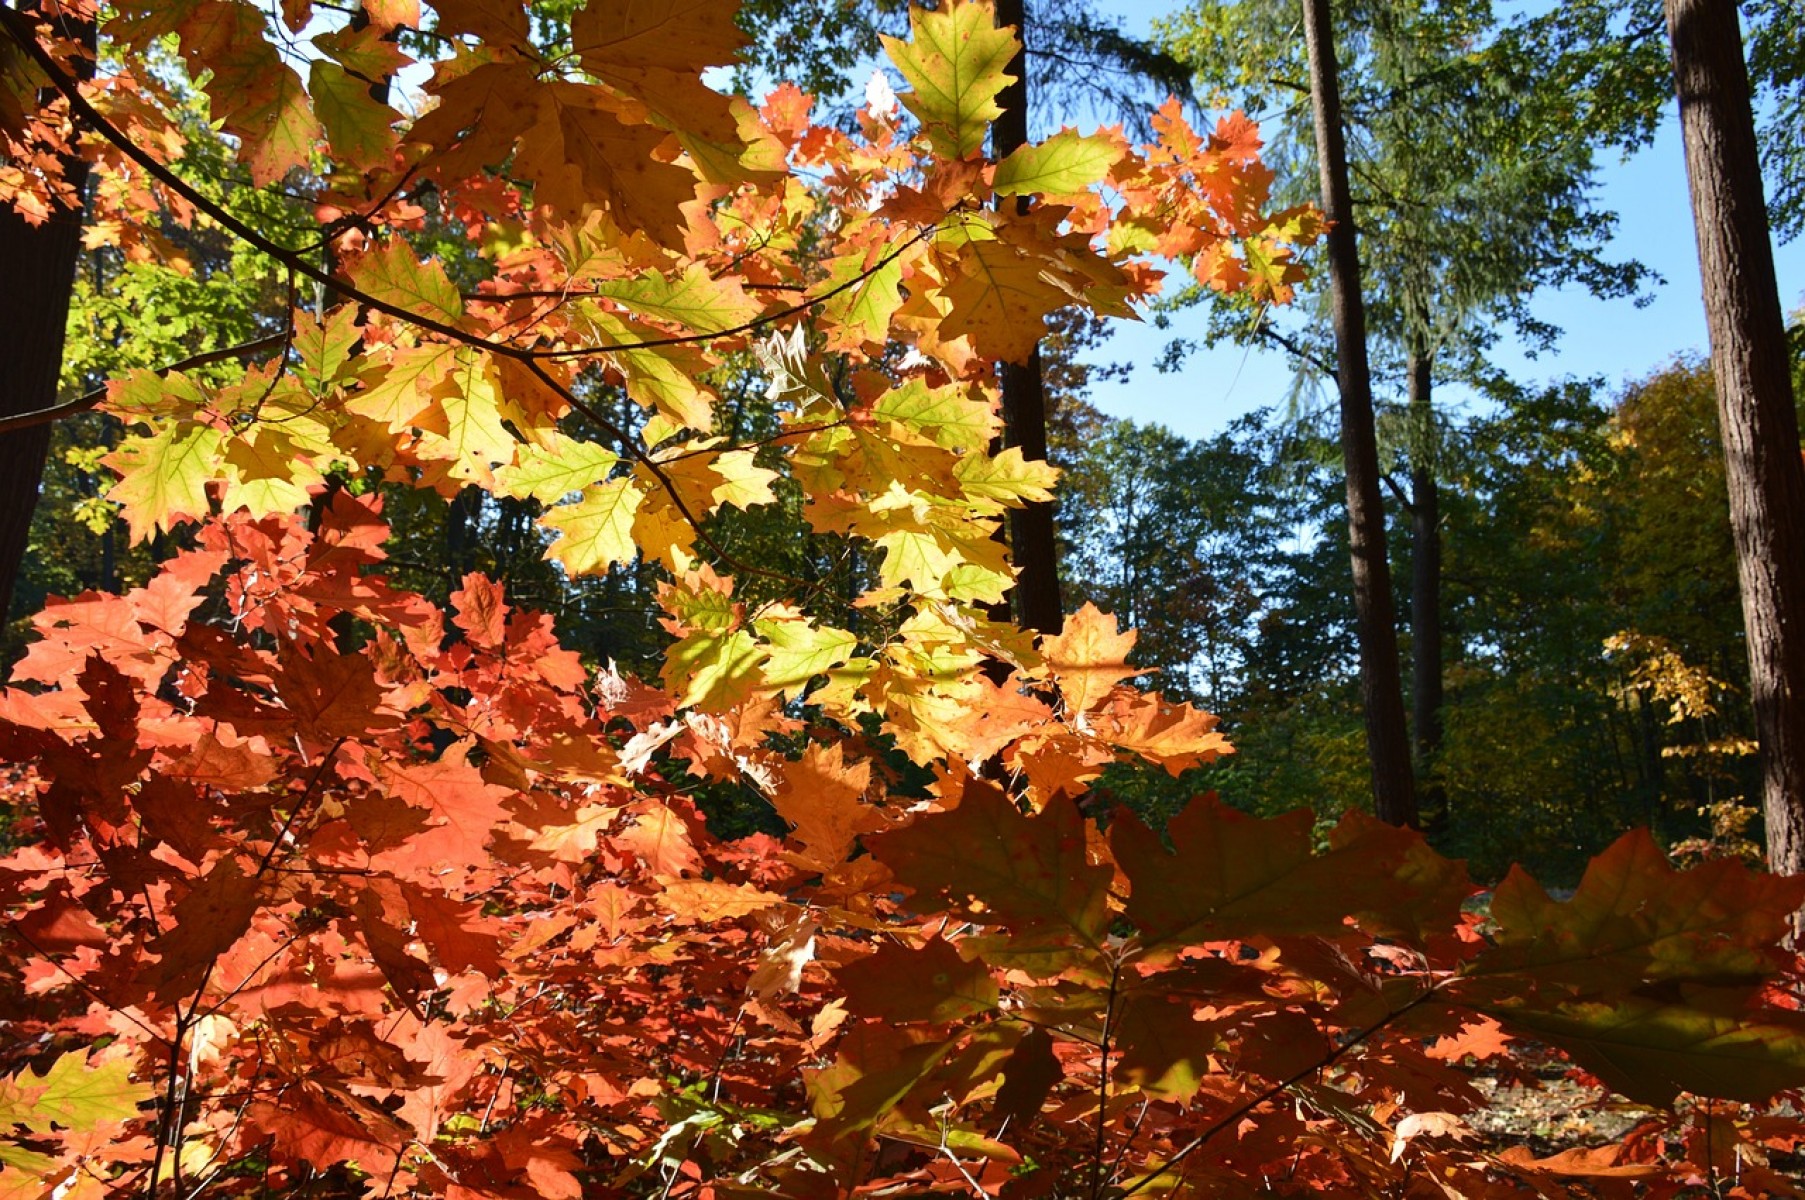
left=1302, top=0, right=1417, bottom=827
left=993, top=0, right=1062, bottom=635
left=1407, top=349, right=1444, bottom=826
left=444, top=486, right=483, bottom=584
left=1665, top=0, right=1805, bottom=879
left=0, top=2, right=93, bottom=625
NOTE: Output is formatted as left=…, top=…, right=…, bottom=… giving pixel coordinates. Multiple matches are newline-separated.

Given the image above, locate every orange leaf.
left=1040, top=603, right=1144, bottom=714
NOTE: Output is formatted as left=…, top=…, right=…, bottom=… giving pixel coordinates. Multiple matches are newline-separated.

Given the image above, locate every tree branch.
left=0, top=332, right=290, bottom=434
left=1380, top=471, right=1415, bottom=514
left=1255, top=321, right=1334, bottom=376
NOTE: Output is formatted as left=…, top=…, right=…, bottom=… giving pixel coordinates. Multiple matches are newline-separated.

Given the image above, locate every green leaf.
left=592, top=265, right=761, bottom=334
left=0, top=1052, right=150, bottom=1134
left=993, top=128, right=1122, bottom=196
left=308, top=58, right=397, bottom=169
left=871, top=379, right=996, bottom=451
left=583, top=307, right=718, bottom=432
left=954, top=445, right=1058, bottom=510
left=292, top=305, right=361, bottom=395
left=881, top=0, right=1017, bottom=159
left=663, top=628, right=766, bottom=711
left=495, top=433, right=621, bottom=504
left=753, top=617, right=858, bottom=697
left=818, top=251, right=905, bottom=345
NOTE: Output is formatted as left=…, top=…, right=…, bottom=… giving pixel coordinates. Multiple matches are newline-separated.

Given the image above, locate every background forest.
left=9, top=0, right=1802, bottom=886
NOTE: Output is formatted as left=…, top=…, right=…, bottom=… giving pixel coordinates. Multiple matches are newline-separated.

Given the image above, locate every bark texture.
left=993, top=0, right=1062, bottom=635
left=0, top=2, right=92, bottom=624
left=1666, top=0, right=1805, bottom=877
left=1407, top=350, right=1445, bottom=827
left=1302, top=0, right=1417, bottom=826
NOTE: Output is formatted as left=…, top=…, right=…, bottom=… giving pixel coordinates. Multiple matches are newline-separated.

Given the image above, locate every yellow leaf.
left=754, top=615, right=859, bottom=698
left=954, top=446, right=1058, bottom=511
left=417, top=352, right=517, bottom=481
left=105, top=422, right=224, bottom=543
left=542, top=478, right=645, bottom=575
left=664, top=628, right=767, bottom=711
left=708, top=449, right=778, bottom=510
left=346, top=344, right=456, bottom=431
left=657, top=879, right=787, bottom=923
left=939, top=239, right=1070, bottom=363
left=221, top=428, right=325, bottom=518
left=349, top=236, right=464, bottom=324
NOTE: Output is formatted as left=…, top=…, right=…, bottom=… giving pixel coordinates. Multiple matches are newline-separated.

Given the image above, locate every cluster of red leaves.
left=1, top=498, right=1802, bottom=1199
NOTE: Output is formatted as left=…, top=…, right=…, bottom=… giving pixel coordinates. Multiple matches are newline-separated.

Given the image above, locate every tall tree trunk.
left=1665, top=0, right=1805, bottom=879
left=993, top=0, right=1062, bottom=634
left=1407, top=348, right=1444, bottom=826
left=1302, top=0, right=1416, bottom=827
left=0, top=1, right=93, bottom=625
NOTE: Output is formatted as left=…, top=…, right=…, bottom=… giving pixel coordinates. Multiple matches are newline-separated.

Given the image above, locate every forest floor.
left=1467, top=1063, right=1647, bottom=1158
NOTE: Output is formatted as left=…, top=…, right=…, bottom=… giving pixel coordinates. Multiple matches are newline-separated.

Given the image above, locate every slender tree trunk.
left=444, top=486, right=482, bottom=584
left=1302, top=0, right=1416, bottom=827
left=0, top=1, right=93, bottom=624
left=1665, top=0, right=1805, bottom=879
left=993, top=0, right=1062, bottom=634
left=1407, top=349, right=1444, bottom=826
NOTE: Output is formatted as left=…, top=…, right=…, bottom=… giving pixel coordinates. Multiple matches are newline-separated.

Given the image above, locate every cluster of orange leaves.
left=0, top=0, right=1804, bottom=1196
left=1, top=501, right=1803, bottom=1199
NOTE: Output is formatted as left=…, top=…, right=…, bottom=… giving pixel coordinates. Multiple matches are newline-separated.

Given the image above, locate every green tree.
left=1059, top=414, right=1282, bottom=708
left=1163, top=0, right=1647, bottom=828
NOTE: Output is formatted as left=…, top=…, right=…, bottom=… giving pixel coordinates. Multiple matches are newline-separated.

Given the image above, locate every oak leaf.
left=881, top=0, right=1015, bottom=159
left=1039, top=603, right=1144, bottom=715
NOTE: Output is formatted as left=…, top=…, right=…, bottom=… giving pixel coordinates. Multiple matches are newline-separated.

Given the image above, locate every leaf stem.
left=1117, top=985, right=1443, bottom=1196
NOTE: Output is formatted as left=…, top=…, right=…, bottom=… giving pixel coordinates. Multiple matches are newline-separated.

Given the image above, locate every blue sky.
left=1081, top=4, right=1805, bottom=441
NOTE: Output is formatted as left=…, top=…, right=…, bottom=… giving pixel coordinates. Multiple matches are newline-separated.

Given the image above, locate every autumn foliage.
left=1, top=0, right=1804, bottom=1197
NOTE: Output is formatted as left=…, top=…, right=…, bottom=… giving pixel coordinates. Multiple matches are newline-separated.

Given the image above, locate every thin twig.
left=1117, top=986, right=1444, bottom=1196
left=0, top=332, right=289, bottom=434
